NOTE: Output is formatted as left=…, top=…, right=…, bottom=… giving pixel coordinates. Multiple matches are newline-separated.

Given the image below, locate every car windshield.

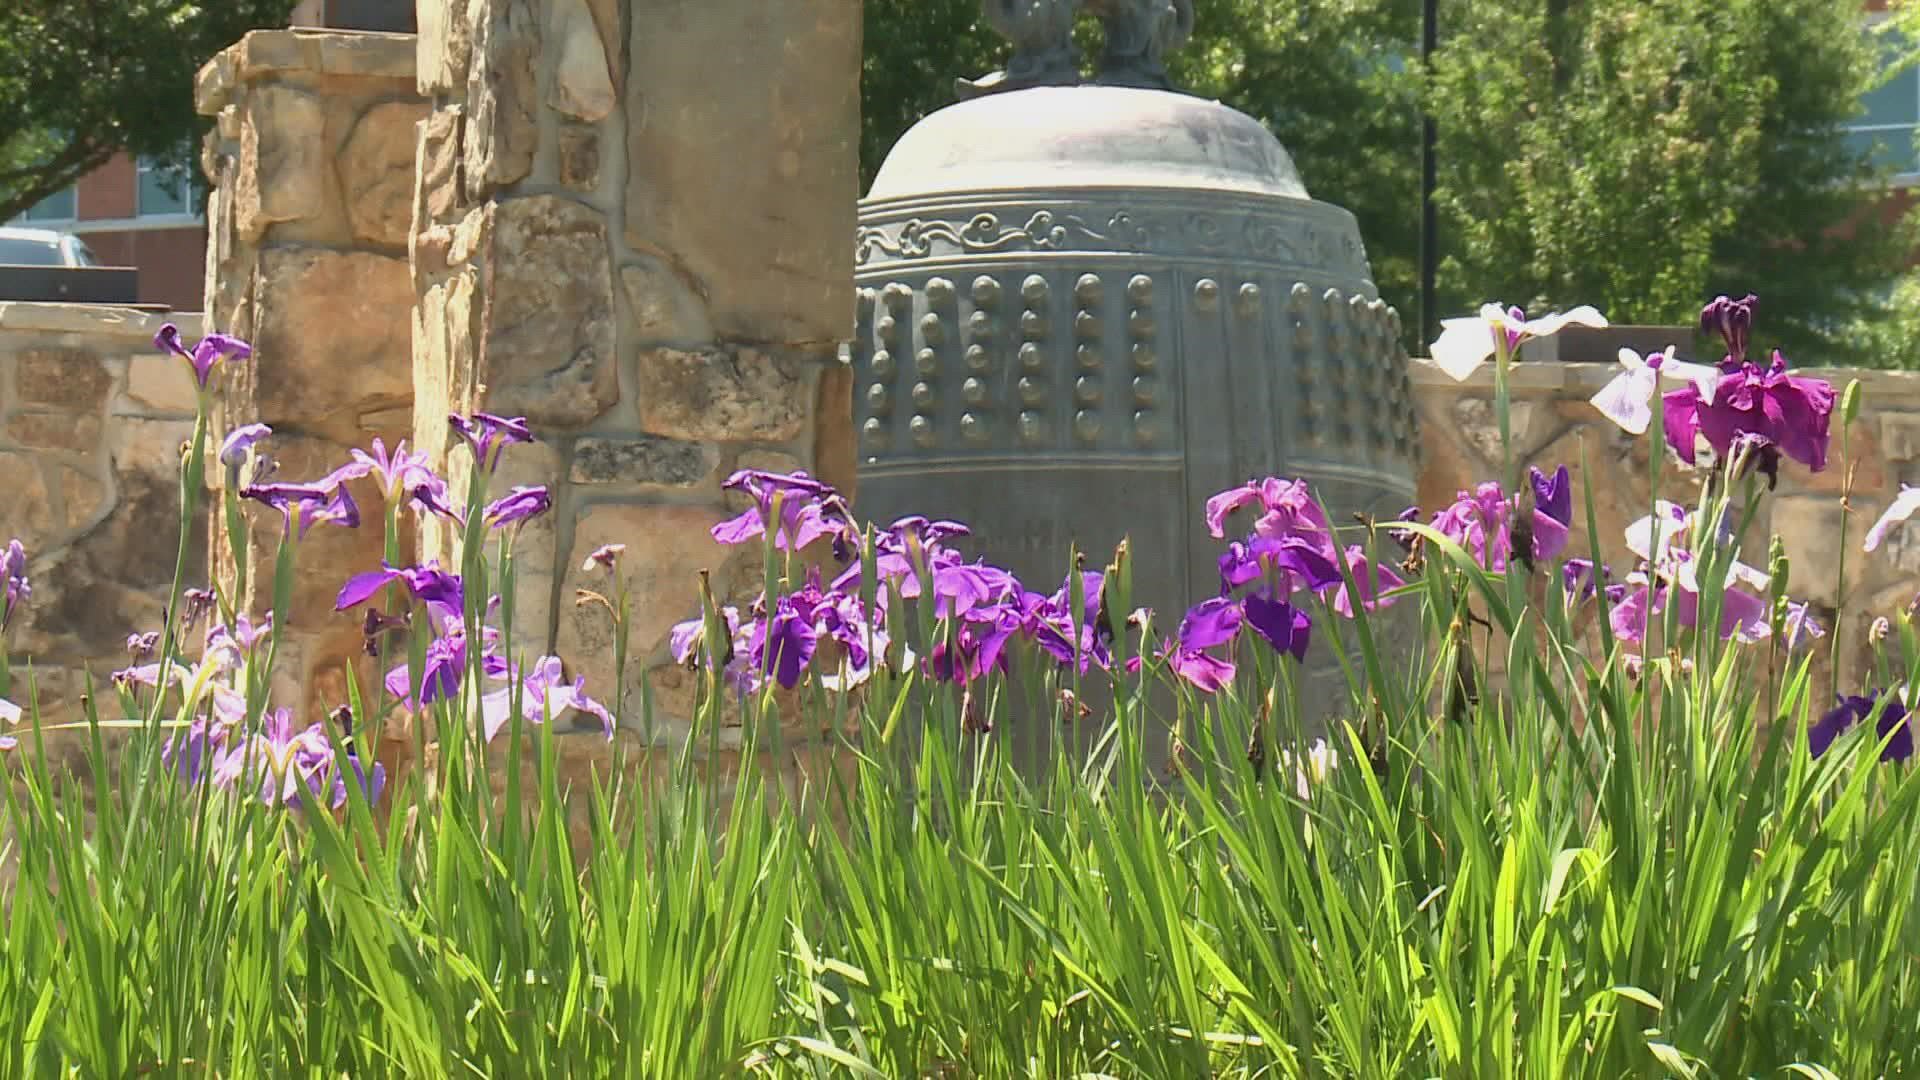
left=0, top=235, right=64, bottom=266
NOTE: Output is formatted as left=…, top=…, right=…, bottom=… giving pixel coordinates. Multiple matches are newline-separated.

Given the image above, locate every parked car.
left=0, top=225, right=99, bottom=268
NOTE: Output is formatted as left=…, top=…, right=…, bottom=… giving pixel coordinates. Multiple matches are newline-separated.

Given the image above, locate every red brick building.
left=3, top=1, right=416, bottom=313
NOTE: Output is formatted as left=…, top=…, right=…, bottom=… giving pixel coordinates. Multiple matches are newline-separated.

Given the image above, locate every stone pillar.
left=196, top=30, right=429, bottom=716
left=409, top=0, right=860, bottom=757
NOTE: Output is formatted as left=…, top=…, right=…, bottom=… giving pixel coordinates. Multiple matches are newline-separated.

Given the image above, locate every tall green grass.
left=1, top=331, right=1917, bottom=1077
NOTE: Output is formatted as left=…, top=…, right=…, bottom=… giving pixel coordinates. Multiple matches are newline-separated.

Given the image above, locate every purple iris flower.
left=670, top=605, right=742, bottom=666
left=1204, top=477, right=1334, bottom=550
left=1431, top=483, right=1515, bottom=571
left=161, top=714, right=229, bottom=784
left=1561, top=559, right=1610, bottom=601
left=1217, top=535, right=1344, bottom=597
left=155, top=324, right=253, bottom=389
left=1663, top=349, right=1834, bottom=474
left=180, top=587, right=217, bottom=631
left=1330, top=545, right=1406, bottom=617
left=1809, top=690, right=1912, bottom=763
left=340, top=438, right=432, bottom=501
left=743, top=593, right=822, bottom=690
left=383, top=618, right=506, bottom=707
left=1782, top=601, right=1826, bottom=650
left=336, top=561, right=466, bottom=622
left=3, top=538, right=28, bottom=630
left=1243, top=592, right=1311, bottom=661
left=1608, top=580, right=1769, bottom=647
left=220, top=423, right=272, bottom=475
left=206, top=611, right=273, bottom=659
left=242, top=482, right=360, bottom=537
left=127, top=631, right=161, bottom=661
left=479, top=655, right=615, bottom=743
left=583, top=543, right=625, bottom=572
left=482, top=485, right=552, bottom=529
left=449, top=413, right=534, bottom=473
left=712, top=470, right=853, bottom=552
left=1699, top=293, right=1757, bottom=368
left=1528, top=465, right=1573, bottom=563
left=408, top=475, right=466, bottom=525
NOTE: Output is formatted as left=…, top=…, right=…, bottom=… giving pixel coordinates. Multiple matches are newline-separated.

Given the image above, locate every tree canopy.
left=862, top=0, right=1909, bottom=361
left=0, top=0, right=296, bottom=224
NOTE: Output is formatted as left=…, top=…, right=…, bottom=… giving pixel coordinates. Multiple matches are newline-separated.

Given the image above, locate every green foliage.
left=0, top=0, right=296, bottom=223
left=1428, top=0, right=1907, bottom=358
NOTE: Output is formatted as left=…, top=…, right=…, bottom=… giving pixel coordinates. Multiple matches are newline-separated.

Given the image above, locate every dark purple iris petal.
left=1243, top=592, right=1310, bottom=662
left=1178, top=596, right=1243, bottom=651
left=449, top=413, right=534, bottom=472
left=1700, top=293, right=1756, bottom=367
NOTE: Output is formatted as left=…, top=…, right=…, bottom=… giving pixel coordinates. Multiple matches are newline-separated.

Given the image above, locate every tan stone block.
left=550, top=0, right=614, bottom=122
left=123, top=356, right=199, bottom=416
left=554, top=502, right=731, bottom=728
left=0, top=454, right=53, bottom=538
left=341, top=100, right=429, bottom=248
left=1772, top=497, right=1848, bottom=607
left=558, top=124, right=600, bottom=191
left=1879, top=412, right=1920, bottom=462
left=0, top=304, right=193, bottom=342
left=636, top=345, right=813, bottom=443
left=570, top=436, right=717, bottom=487
left=622, top=0, right=859, bottom=344
left=478, top=195, right=617, bottom=428
left=418, top=0, right=475, bottom=95
left=813, top=359, right=857, bottom=498
left=619, top=257, right=712, bottom=347
left=59, top=466, right=107, bottom=531
left=15, top=349, right=111, bottom=411
left=463, top=0, right=540, bottom=199
left=108, top=417, right=197, bottom=478
left=6, top=412, right=102, bottom=453
left=236, top=85, right=327, bottom=242
left=417, top=107, right=465, bottom=225
left=250, top=248, right=414, bottom=426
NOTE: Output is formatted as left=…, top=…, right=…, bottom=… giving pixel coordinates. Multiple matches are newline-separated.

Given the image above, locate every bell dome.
left=866, top=86, right=1309, bottom=204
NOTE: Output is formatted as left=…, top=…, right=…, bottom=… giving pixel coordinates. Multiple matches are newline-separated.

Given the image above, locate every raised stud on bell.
left=1021, top=274, right=1049, bottom=305
left=1126, top=274, right=1154, bottom=305
left=1193, top=278, right=1220, bottom=311
left=972, top=275, right=1002, bottom=308
left=925, top=277, right=955, bottom=305
left=1074, top=273, right=1104, bottom=307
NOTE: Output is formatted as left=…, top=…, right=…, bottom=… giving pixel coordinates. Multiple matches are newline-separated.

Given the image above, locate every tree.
left=0, top=1, right=296, bottom=224
left=1427, top=0, right=1909, bottom=359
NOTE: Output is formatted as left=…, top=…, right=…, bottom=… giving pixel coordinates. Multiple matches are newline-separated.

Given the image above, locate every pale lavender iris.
left=3, top=538, right=27, bottom=630
left=340, top=438, right=432, bottom=501
left=1864, top=485, right=1920, bottom=553
left=155, top=323, right=253, bottom=389
left=220, top=423, right=272, bottom=470
left=478, top=656, right=615, bottom=743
